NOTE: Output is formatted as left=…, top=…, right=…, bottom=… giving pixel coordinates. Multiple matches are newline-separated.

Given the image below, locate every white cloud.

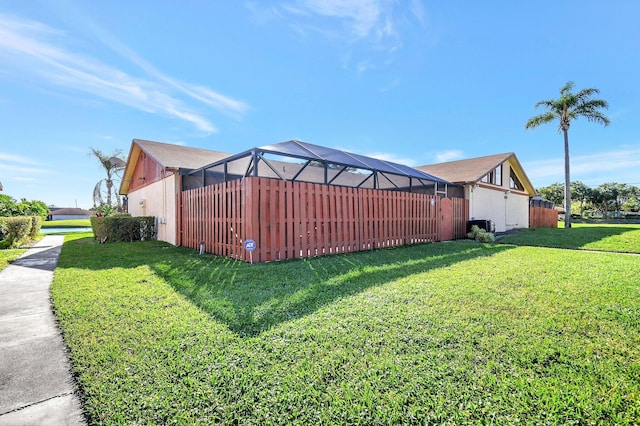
left=281, top=0, right=392, bottom=39
left=409, top=0, right=426, bottom=27
left=524, top=147, right=640, bottom=187
left=0, top=14, right=248, bottom=134
left=13, top=176, right=39, bottom=182
left=272, top=0, right=428, bottom=72
left=366, top=151, right=418, bottom=167
left=434, top=150, right=464, bottom=163
left=0, top=152, right=41, bottom=165
left=0, top=162, right=48, bottom=175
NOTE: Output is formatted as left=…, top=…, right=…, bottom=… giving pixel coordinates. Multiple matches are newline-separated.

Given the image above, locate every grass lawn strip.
left=498, top=223, right=640, bottom=254
left=0, top=248, right=26, bottom=271
left=41, top=219, right=91, bottom=228
left=51, top=232, right=640, bottom=424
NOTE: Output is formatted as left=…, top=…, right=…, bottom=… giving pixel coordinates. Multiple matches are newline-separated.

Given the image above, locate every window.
left=509, top=169, right=524, bottom=191
left=480, top=165, right=502, bottom=186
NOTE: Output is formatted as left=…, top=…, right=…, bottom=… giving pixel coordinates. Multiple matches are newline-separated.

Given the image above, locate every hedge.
left=91, top=216, right=156, bottom=243
left=0, top=216, right=33, bottom=248
left=29, top=216, right=42, bottom=239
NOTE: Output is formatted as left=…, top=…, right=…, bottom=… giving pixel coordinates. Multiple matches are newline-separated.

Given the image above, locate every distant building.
left=47, top=208, right=92, bottom=221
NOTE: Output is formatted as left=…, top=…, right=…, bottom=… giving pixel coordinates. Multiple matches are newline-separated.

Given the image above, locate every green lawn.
left=499, top=223, right=640, bottom=253
left=51, top=230, right=640, bottom=425
left=41, top=219, right=91, bottom=228
left=0, top=248, right=26, bottom=271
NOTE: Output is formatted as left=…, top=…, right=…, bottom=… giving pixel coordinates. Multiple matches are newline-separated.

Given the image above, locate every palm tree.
left=525, top=82, right=610, bottom=228
left=90, top=148, right=126, bottom=209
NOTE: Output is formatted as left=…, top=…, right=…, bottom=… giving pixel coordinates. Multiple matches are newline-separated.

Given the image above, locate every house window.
left=510, top=169, right=524, bottom=191
left=480, top=165, right=502, bottom=186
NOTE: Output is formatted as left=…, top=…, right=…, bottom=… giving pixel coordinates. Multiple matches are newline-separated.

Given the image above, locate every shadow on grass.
left=59, top=236, right=514, bottom=337
left=152, top=242, right=514, bottom=337
left=497, top=225, right=640, bottom=253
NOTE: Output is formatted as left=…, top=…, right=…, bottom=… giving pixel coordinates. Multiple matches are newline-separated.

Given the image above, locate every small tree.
left=571, top=181, right=592, bottom=218
left=536, top=182, right=564, bottom=206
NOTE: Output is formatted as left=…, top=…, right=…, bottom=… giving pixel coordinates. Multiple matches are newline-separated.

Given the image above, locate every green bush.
left=0, top=218, right=7, bottom=241
left=2, top=216, right=33, bottom=248
left=29, top=216, right=42, bottom=239
left=467, top=224, right=495, bottom=243
left=91, top=216, right=156, bottom=243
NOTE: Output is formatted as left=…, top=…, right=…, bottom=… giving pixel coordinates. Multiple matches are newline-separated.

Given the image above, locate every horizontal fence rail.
left=181, top=177, right=468, bottom=262
left=529, top=206, right=558, bottom=228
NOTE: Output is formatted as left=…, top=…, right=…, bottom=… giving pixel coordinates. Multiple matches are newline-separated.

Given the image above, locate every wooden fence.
left=180, top=177, right=468, bottom=262
left=529, top=206, right=558, bottom=228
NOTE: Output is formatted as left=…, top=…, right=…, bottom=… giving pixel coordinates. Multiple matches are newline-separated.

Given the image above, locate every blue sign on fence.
left=243, top=238, right=256, bottom=252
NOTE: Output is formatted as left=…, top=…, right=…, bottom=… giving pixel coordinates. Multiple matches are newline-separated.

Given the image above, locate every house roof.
left=416, top=152, right=536, bottom=195
left=49, top=208, right=92, bottom=216
left=120, top=139, right=232, bottom=194
left=132, top=139, right=231, bottom=169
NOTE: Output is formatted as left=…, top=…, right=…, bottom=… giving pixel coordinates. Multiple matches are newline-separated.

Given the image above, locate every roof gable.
left=120, top=139, right=232, bottom=194
left=416, top=152, right=536, bottom=195
left=133, top=139, right=231, bottom=170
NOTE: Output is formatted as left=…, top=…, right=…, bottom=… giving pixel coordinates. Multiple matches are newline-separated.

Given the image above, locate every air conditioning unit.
left=467, top=219, right=494, bottom=233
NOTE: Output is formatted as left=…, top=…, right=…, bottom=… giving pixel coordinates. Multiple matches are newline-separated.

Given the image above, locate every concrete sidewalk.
left=0, top=235, right=85, bottom=425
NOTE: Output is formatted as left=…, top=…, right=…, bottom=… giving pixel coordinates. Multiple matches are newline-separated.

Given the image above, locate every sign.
left=243, top=239, right=256, bottom=252
left=243, top=239, right=256, bottom=264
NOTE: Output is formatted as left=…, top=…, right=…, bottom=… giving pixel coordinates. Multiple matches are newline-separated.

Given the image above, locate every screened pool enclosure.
left=182, top=140, right=457, bottom=197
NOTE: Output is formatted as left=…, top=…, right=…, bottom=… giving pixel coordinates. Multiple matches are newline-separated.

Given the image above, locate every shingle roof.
left=416, top=152, right=536, bottom=195
left=49, top=208, right=92, bottom=216
left=120, top=139, right=232, bottom=194
left=416, top=153, right=514, bottom=183
left=134, top=139, right=231, bottom=170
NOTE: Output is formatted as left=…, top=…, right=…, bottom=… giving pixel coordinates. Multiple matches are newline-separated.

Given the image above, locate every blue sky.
left=1, top=1, right=639, bottom=209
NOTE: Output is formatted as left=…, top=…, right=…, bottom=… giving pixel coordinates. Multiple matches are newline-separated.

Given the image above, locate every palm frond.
left=525, top=112, right=556, bottom=129
left=559, top=81, right=575, bottom=96
left=527, top=82, right=610, bottom=129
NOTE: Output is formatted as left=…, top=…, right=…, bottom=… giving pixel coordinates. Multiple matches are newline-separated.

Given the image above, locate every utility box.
left=467, top=219, right=494, bottom=234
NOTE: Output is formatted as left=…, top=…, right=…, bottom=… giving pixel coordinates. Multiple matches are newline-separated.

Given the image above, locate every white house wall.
left=468, top=186, right=529, bottom=232
left=126, top=175, right=178, bottom=245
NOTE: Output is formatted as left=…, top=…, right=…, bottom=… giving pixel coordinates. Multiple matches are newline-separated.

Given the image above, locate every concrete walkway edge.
left=0, top=235, right=86, bottom=425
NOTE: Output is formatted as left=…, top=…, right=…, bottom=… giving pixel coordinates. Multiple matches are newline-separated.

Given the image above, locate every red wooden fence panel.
left=529, top=206, right=558, bottom=228
left=181, top=177, right=469, bottom=262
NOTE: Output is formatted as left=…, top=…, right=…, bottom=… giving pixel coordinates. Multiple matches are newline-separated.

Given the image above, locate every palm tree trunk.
left=563, top=129, right=572, bottom=228
left=106, top=179, right=113, bottom=207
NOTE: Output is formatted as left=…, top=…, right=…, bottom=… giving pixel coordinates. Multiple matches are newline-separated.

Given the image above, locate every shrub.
left=467, top=224, right=495, bottom=243
left=0, top=218, right=7, bottom=241
left=2, top=216, right=33, bottom=248
left=29, top=216, right=42, bottom=239
left=91, top=216, right=156, bottom=243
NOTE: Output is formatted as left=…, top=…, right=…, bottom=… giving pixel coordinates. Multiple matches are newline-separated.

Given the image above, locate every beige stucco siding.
left=468, top=186, right=529, bottom=232
left=126, top=175, right=179, bottom=245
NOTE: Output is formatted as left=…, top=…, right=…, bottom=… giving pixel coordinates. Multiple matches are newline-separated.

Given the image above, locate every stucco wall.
left=126, top=174, right=179, bottom=245
left=468, top=186, right=529, bottom=233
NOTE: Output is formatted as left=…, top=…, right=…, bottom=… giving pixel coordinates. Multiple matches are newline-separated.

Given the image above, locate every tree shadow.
left=146, top=242, right=514, bottom=337
left=57, top=237, right=516, bottom=337
left=10, top=244, right=62, bottom=272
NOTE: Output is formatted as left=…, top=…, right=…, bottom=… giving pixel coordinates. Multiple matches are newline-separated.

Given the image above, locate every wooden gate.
left=438, top=197, right=454, bottom=241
